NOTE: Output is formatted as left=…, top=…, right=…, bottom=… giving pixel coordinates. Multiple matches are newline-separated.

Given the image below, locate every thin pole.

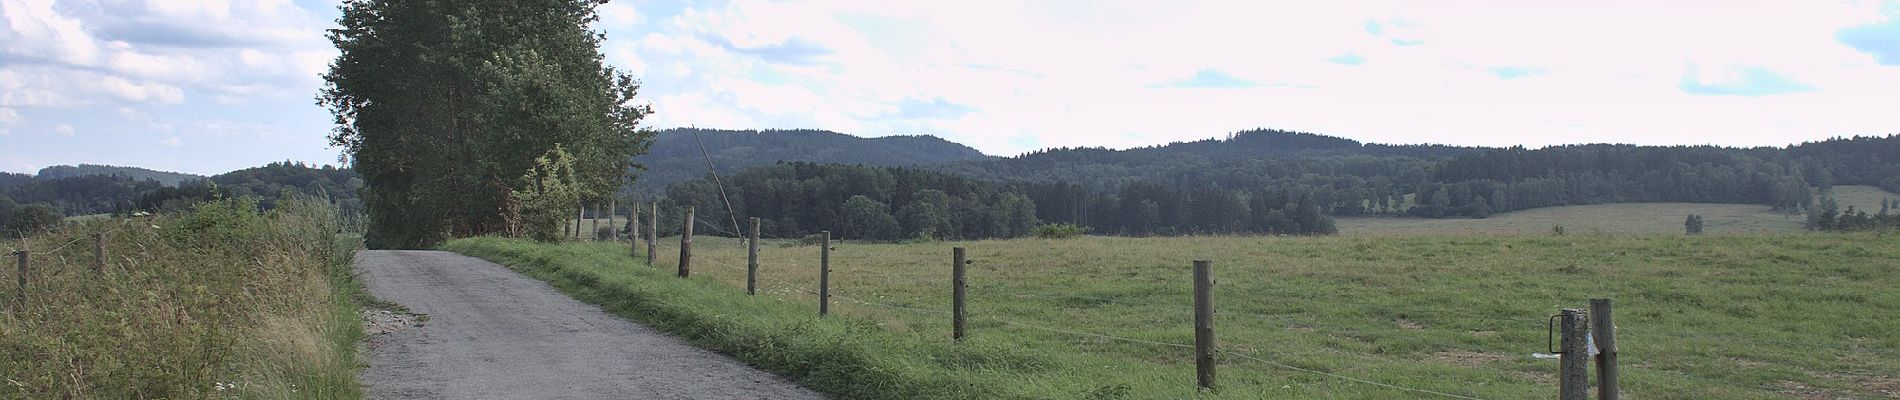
left=819, top=231, right=831, bottom=317
left=1591, top=299, right=1620, bottom=400
left=608, top=200, right=617, bottom=241
left=1193, top=260, right=1216, bottom=391
left=747, top=217, right=760, bottom=295
left=953, top=247, right=967, bottom=341
left=688, top=129, right=743, bottom=237
left=1560, top=308, right=1589, bottom=400
left=678, top=206, right=694, bottom=278
left=630, top=202, right=640, bottom=258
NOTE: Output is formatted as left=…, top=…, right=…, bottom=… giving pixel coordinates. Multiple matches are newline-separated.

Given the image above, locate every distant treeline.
left=0, top=162, right=361, bottom=219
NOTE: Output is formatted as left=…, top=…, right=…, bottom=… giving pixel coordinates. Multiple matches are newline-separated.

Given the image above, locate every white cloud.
left=157, top=135, right=180, bottom=147
left=54, top=122, right=73, bottom=137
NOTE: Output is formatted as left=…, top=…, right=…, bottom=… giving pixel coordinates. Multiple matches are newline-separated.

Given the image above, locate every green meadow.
left=445, top=231, right=1899, bottom=399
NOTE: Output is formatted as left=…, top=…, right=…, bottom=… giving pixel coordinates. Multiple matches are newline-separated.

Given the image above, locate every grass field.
left=1339, top=185, right=1898, bottom=236
left=2, top=198, right=364, bottom=398
left=449, top=232, right=1899, bottom=399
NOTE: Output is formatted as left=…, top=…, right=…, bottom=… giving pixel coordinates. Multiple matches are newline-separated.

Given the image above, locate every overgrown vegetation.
left=0, top=196, right=364, bottom=398
left=451, top=233, right=1899, bottom=399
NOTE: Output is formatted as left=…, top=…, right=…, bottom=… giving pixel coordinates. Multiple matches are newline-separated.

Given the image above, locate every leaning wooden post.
left=1591, top=299, right=1620, bottom=400
left=678, top=206, right=694, bottom=278
left=92, top=233, right=105, bottom=274
left=746, top=217, right=760, bottom=295
left=1193, top=260, right=1216, bottom=391
left=1560, top=308, right=1590, bottom=400
left=647, top=202, right=658, bottom=266
left=819, top=231, right=831, bottom=317
left=953, top=247, right=968, bottom=341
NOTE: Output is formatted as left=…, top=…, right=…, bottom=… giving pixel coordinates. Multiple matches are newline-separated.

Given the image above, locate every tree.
left=4, top=204, right=62, bottom=238
left=840, top=195, right=899, bottom=240
left=511, top=145, right=586, bottom=242
left=321, top=0, right=653, bottom=249
left=897, top=189, right=954, bottom=240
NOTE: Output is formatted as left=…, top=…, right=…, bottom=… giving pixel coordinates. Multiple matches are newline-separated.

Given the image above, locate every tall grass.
left=1, top=196, right=364, bottom=399
left=450, top=233, right=1899, bottom=399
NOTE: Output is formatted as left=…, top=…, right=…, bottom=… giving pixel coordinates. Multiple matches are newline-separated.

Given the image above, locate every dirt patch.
left=1395, top=318, right=1424, bottom=330
left=361, top=309, right=424, bottom=335
left=1865, top=376, right=1900, bottom=398
left=1431, top=351, right=1509, bottom=368
left=1778, top=381, right=1840, bottom=400
left=1511, top=370, right=1556, bottom=386
left=1469, top=330, right=1498, bottom=337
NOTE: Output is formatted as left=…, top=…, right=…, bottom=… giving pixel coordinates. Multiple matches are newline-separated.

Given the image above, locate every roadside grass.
left=1, top=197, right=365, bottom=399
left=449, top=232, right=1898, bottom=399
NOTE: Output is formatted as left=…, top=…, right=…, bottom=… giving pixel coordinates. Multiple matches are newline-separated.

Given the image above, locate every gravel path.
left=356, top=250, right=824, bottom=400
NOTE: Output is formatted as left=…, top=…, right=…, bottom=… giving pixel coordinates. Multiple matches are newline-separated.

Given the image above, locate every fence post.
left=1193, top=260, right=1216, bottom=391
left=647, top=202, right=658, bottom=266
left=92, top=233, right=105, bottom=274
left=591, top=204, right=600, bottom=241
left=678, top=206, right=694, bottom=278
left=747, top=217, right=760, bottom=296
left=638, top=201, right=646, bottom=257
left=14, top=251, right=25, bottom=306
left=1591, top=299, right=1619, bottom=400
left=1560, top=308, right=1589, bottom=400
left=819, top=231, right=831, bottom=317
left=953, top=247, right=967, bottom=342
left=608, top=200, right=617, bottom=241
left=575, top=204, right=585, bottom=239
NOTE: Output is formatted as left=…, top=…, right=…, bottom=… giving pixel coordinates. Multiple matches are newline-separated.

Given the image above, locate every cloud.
left=0, top=106, right=15, bottom=136
left=1837, top=9, right=1900, bottom=65
left=1157, top=69, right=1265, bottom=89
left=54, top=122, right=72, bottom=137
left=695, top=32, right=834, bottom=65
left=1325, top=52, right=1366, bottom=66
left=1488, top=66, right=1546, bottom=79
left=1364, top=18, right=1426, bottom=46
left=157, top=135, right=179, bottom=147
left=1679, top=66, right=1816, bottom=96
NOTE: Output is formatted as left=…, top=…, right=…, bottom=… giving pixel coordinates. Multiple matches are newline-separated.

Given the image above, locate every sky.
left=2, top=0, right=1899, bottom=175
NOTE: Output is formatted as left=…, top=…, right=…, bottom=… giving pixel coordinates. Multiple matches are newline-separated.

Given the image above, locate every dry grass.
left=0, top=197, right=362, bottom=399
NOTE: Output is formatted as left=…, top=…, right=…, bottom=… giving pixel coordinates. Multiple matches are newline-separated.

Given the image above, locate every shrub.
left=1034, top=223, right=1089, bottom=239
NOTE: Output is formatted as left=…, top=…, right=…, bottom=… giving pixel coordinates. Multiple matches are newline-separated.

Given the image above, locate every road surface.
left=356, top=250, right=824, bottom=400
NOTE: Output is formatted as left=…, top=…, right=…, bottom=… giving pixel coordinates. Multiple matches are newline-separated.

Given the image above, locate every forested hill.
left=0, top=162, right=360, bottom=217
left=35, top=164, right=204, bottom=186
left=632, top=128, right=990, bottom=193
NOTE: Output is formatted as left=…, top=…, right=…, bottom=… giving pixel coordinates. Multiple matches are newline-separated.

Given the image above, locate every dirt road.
left=356, top=250, right=824, bottom=399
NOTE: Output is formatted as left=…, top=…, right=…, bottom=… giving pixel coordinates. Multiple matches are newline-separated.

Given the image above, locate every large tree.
left=320, top=0, right=653, bottom=248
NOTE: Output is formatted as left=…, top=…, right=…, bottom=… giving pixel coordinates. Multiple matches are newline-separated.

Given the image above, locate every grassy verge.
left=450, top=232, right=1898, bottom=399
left=1, top=197, right=365, bottom=399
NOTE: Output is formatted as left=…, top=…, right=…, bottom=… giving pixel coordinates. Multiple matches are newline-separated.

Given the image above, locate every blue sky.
left=2, top=0, right=1899, bottom=175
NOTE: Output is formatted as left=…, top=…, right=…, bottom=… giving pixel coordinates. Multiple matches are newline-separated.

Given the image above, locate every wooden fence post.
left=1193, top=260, right=1216, bottom=391
left=638, top=201, right=646, bottom=257
left=575, top=204, right=585, bottom=239
left=92, top=233, right=105, bottom=274
left=647, top=202, right=658, bottom=266
left=608, top=200, right=617, bottom=241
left=14, top=251, right=25, bottom=306
left=819, top=231, right=831, bottom=317
left=953, top=247, right=967, bottom=341
left=679, top=206, right=694, bottom=278
left=1560, top=308, right=1589, bottom=400
left=747, top=217, right=760, bottom=295
left=1591, top=299, right=1619, bottom=400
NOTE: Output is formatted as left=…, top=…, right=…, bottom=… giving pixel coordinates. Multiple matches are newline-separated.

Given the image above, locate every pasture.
left=449, top=232, right=1900, bottom=399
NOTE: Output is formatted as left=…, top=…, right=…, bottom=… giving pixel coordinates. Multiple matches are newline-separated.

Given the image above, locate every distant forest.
left=655, top=129, right=1900, bottom=240
left=7, top=129, right=1898, bottom=240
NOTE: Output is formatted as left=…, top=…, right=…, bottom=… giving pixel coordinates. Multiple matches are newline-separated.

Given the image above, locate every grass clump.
left=1, top=196, right=365, bottom=399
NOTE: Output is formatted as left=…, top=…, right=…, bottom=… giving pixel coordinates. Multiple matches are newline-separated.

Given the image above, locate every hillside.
left=35, top=164, right=204, bottom=186
left=631, top=128, right=990, bottom=193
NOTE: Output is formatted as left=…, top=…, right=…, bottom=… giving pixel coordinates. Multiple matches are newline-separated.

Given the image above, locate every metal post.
left=1193, top=260, right=1216, bottom=390
left=678, top=206, right=694, bottom=278
left=1591, top=299, right=1619, bottom=400
left=819, top=231, right=831, bottom=317
left=953, top=247, right=968, bottom=341
left=747, top=217, right=760, bottom=295
left=1560, top=308, right=1589, bottom=400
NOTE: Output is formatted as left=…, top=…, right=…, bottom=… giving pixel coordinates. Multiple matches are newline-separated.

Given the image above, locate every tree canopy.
left=320, top=0, right=653, bottom=248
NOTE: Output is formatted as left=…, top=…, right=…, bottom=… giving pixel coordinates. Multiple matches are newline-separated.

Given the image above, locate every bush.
left=595, top=226, right=617, bottom=240
left=1033, top=223, right=1089, bottom=239
left=4, top=204, right=63, bottom=238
